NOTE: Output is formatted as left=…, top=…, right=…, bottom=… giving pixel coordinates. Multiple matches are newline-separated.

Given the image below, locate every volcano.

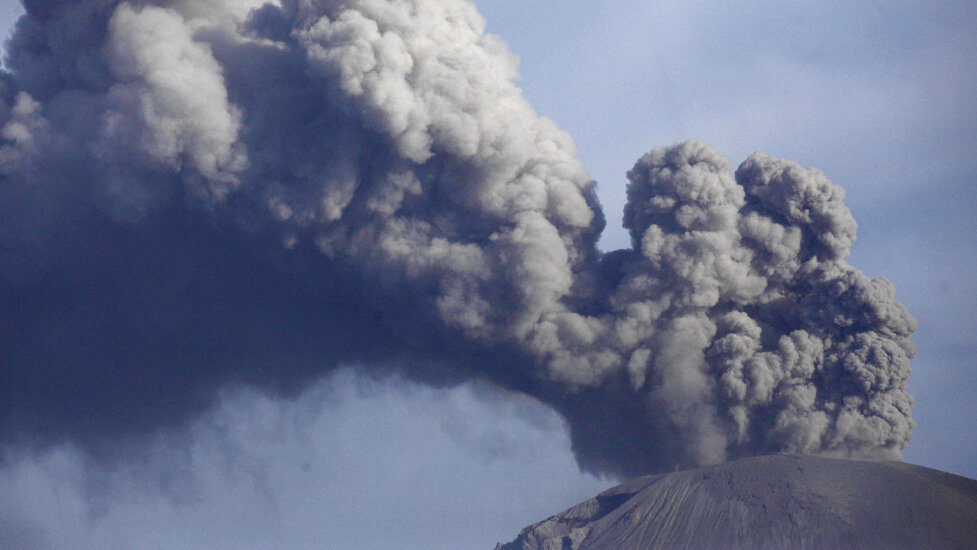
left=496, top=454, right=977, bottom=550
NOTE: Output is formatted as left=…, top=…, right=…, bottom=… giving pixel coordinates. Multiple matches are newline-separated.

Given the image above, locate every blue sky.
left=0, top=1, right=974, bottom=548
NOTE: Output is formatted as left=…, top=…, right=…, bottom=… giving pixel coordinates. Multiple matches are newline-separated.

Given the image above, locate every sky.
left=0, top=1, right=975, bottom=548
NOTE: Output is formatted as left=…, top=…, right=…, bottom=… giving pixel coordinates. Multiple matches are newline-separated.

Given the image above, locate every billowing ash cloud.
left=0, top=0, right=916, bottom=476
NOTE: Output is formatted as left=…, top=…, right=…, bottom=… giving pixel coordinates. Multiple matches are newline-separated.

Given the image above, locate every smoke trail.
left=0, top=0, right=916, bottom=476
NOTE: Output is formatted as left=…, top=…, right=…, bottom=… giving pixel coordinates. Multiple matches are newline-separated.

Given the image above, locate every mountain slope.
left=496, top=454, right=977, bottom=550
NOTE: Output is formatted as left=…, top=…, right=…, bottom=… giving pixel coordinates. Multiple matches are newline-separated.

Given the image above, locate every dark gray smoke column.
left=0, top=0, right=916, bottom=476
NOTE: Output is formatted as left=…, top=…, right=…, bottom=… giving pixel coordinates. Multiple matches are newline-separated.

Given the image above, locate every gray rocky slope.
left=496, top=454, right=977, bottom=550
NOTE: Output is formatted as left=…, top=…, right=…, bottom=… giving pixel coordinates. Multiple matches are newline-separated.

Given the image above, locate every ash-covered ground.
left=497, top=454, right=977, bottom=550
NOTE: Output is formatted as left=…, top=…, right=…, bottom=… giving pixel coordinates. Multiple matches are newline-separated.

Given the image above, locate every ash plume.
left=0, top=0, right=916, bottom=476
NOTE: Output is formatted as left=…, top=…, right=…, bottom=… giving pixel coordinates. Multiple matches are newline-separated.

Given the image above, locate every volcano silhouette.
left=496, top=454, right=977, bottom=550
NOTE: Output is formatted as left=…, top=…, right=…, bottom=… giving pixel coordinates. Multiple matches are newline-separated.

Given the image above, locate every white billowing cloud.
left=0, top=92, right=46, bottom=171
left=101, top=3, right=246, bottom=203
